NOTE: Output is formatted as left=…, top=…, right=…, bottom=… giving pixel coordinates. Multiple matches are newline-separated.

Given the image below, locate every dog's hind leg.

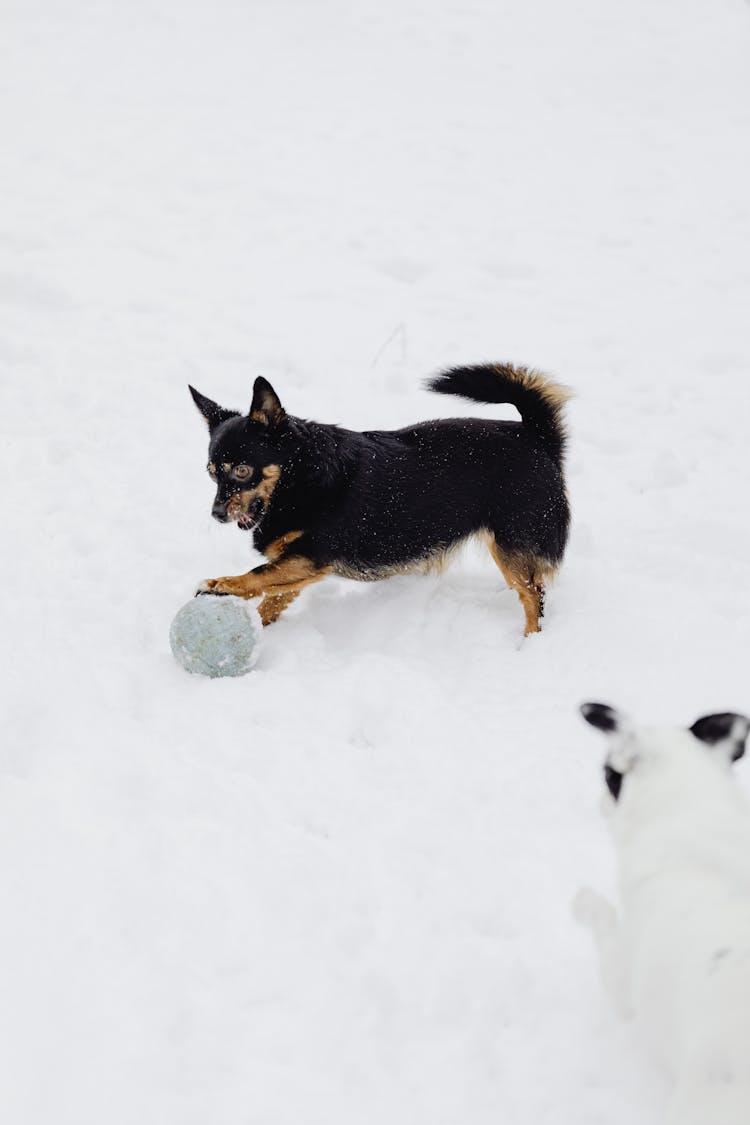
left=486, top=540, right=548, bottom=636
left=257, top=590, right=299, bottom=626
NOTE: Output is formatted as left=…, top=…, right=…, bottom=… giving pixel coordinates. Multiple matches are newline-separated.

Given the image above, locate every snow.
left=1, top=0, right=749, bottom=1121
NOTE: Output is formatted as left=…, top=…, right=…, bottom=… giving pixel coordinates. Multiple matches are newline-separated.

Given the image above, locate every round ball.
left=170, top=595, right=263, bottom=678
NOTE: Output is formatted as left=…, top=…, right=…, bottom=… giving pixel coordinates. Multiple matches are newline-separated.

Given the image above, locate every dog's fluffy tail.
left=426, top=363, right=571, bottom=463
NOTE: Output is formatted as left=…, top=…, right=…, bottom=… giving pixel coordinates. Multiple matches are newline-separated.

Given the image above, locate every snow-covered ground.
left=1, top=0, right=749, bottom=1121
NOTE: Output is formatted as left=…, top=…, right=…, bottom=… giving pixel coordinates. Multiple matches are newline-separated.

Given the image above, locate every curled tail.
left=427, top=363, right=571, bottom=464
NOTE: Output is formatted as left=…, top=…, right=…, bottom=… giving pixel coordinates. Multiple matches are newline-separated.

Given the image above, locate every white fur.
left=576, top=718, right=750, bottom=1125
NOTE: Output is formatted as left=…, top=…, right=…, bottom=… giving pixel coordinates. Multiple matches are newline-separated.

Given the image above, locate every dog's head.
left=189, top=377, right=288, bottom=531
left=580, top=702, right=750, bottom=803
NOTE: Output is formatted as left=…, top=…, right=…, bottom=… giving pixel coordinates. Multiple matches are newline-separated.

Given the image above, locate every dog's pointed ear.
left=249, top=377, right=286, bottom=428
left=690, top=713, right=750, bottom=764
left=580, top=702, right=626, bottom=734
left=189, top=386, right=239, bottom=432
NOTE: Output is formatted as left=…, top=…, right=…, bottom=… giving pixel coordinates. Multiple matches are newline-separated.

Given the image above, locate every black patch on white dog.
left=581, top=702, right=621, bottom=733
left=604, top=764, right=624, bottom=801
left=690, top=713, right=750, bottom=763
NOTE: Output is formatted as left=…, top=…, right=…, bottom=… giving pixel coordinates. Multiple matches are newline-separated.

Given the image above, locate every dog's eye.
left=207, top=462, right=217, bottom=479
left=233, top=464, right=253, bottom=480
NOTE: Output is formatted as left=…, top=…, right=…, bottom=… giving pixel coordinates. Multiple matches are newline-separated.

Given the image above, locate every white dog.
left=575, top=702, right=750, bottom=1125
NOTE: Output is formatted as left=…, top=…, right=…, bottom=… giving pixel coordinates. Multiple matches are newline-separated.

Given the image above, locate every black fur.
left=190, top=363, right=571, bottom=631
left=690, top=713, right=750, bottom=762
left=604, top=764, right=624, bottom=801
left=580, top=702, right=621, bottom=733
left=427, top=363, right=568, bottom=463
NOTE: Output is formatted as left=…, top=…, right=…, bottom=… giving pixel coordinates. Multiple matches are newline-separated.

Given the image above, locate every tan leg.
left=198, top=555, right=331, bottom=602
left=257, top=589, right=300, bottom=626
left=487, top=541, right=547, bottom=636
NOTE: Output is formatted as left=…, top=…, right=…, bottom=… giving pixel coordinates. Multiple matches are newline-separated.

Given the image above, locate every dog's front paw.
left=195, top=579, right=231, bottom=597
left=195, top=575, right=262, bottom=599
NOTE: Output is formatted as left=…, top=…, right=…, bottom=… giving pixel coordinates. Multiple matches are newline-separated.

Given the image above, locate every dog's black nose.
left=211, top=502, right=229, bottom=523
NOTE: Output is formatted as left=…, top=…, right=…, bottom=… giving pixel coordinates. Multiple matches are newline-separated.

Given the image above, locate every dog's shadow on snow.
left=261, top=565, right=520, bottom=668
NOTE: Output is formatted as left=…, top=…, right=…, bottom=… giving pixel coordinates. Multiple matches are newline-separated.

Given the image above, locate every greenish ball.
left=170, top=595, right=263, bottom=678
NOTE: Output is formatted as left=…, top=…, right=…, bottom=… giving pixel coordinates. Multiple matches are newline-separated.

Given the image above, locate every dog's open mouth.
left=237, top=498, right=264, bottom=531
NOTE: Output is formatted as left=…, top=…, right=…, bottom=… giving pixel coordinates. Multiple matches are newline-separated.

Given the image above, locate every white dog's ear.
left=580, top=702, right=627, bottom=734
left=580, top=703, right=634, bottom=802
left=690, top=713, right=750, bottom=764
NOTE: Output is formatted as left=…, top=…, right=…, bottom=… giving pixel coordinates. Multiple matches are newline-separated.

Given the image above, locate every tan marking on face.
left=226, top=490, right=253, bottom=520
left=224, top=463, right=282, bottom=522
left=208, top=462, right=217, bottom=478
left=222, top=462, right=232, bottom=474
left=263, top=529, right=304, bottom=562
left=258, top=463, right=281, bottom=499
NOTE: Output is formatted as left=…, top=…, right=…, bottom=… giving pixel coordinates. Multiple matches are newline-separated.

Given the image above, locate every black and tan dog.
left=189, top=363, right=571, bottom=635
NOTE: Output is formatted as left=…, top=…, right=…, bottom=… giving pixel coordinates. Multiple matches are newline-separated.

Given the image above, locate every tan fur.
left=331, top=540, right=468, bottom=583
left=226, top=491, right=251, bottom=520
left=202, top=515, right=318, bottom=625
left=263, top=529, right=304, bottom=562
left=226, top=464, right=282, bottom=521
left=257, top=590, right=300, bottom=625
left=354, top=528, right=559, bottom=636
left=201, top=555, right=332, bottom=608
left=258, top=463, right=281, bottom=500
left=250, top=402, right=285, bottom=427
left=485, top=535, right=558, bottom=635
left=494, top=362, right=572, bottom=425
left=203, top=528, right=558, bottom=631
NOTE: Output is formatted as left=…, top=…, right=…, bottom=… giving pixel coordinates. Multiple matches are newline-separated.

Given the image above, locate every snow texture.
left=170, top=595, right=262, bottom=678
left=576, top=711, right=750, bottom=1125
left=1, top=0, right=749, bottom=1123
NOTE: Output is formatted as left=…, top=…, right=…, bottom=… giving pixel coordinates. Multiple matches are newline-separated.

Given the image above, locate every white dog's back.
left=577, top=704, right=750, bottom=1124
